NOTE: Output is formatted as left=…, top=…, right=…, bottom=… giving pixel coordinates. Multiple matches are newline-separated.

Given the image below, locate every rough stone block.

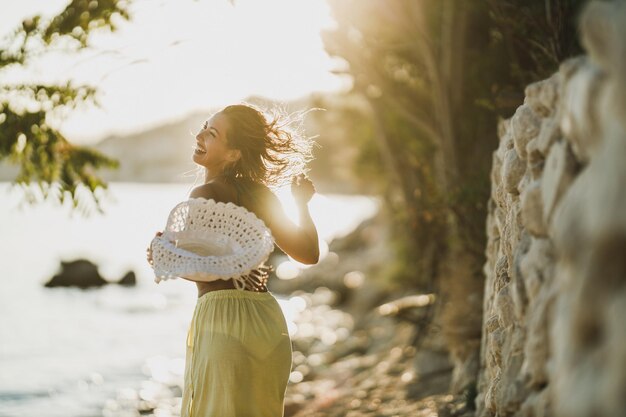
left=512, top=104, right=542, bottom=160
left=520, top=180, right=547, bottom=237
left=525, top=74, right=560, bottom=118
left=497, top=328, right=528, bottom=413
left=519, top=388, right=551, bottom=417
left=521, top=286, right=554, bottom=388
left=502, top=148, right=526, bottom=195
left=558, top=55, right=586, bottom=81
left=496, top=284, right=516, bottom=328
left=511, top=231, right=531, bottom=322
left=497, top=126, right=514, bottom=161
left=519, top=237, right=555, bottom=304
left=540, top=139, right=577, bottom=225
left=490, top=328, right=505, bottom=367
left=560, top=62, right=605, bottom=163
left=516, top=171, right=532, bottom=195
left=486, top=315, right=501, bottom=333
left=526, top=138, right=545, bottom=180
left=484, top=375, right=499, bottom=412
left=535, top=117, right=561, bottom=157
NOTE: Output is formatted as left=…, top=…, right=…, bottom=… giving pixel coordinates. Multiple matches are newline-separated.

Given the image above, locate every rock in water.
left=44, top=259, right=108, bottom=288
left=117, top=271, right=136, bottom=287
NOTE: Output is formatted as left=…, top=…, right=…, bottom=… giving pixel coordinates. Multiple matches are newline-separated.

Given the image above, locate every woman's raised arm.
left=258, top=189, right=319, bottom=265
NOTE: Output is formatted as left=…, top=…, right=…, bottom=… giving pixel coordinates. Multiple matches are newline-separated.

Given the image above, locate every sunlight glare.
left=343, top=270, right=365, bottom=288
left=276, top=261, right=300, bottom=280
left=0, top=0, right=347, bottom=143
left=289, top=296, right=308, bottom=313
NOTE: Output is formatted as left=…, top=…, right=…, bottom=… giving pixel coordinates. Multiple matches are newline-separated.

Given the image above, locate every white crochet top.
left=149, top=198, right=275, bottom=291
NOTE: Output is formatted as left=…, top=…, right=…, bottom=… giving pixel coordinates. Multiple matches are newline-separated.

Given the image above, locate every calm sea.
left=0, top=182, right=379, bottom=417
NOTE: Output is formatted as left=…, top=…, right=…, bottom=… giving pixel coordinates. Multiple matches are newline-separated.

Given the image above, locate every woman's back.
left=194, top=177, right=268, bottom=217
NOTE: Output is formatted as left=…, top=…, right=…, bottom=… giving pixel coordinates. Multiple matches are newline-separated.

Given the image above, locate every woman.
left=147, top=103, right=319, bottom=417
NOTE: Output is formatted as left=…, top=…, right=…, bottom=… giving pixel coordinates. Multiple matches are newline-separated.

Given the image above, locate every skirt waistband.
left=197, top=288, right=276, bottom=303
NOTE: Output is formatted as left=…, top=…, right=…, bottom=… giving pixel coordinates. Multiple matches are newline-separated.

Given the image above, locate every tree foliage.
left=0, top=0, right=131, bottom=214
left=322, top=0, right=584, bottom=290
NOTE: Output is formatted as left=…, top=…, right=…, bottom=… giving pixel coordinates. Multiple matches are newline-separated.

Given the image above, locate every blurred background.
left=2, top=1, right=626, bottom=417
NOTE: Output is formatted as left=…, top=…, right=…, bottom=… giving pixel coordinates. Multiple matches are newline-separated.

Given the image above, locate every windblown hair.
left=195, top=102, right=317, bottom=191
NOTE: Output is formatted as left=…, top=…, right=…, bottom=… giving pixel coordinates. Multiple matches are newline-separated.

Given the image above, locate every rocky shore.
left=281, top=290, right=471, bottom=417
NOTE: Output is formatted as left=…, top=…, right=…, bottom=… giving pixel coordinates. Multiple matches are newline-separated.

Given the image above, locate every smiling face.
left=192, top=112, right=240, bottom=173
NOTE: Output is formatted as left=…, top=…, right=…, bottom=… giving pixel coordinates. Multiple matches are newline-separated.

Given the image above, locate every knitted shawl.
left=150, top=198, right=275, bottom=291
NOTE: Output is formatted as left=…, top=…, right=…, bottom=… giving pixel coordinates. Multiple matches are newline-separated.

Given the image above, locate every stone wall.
left=475, top=2, right=626, bottom=417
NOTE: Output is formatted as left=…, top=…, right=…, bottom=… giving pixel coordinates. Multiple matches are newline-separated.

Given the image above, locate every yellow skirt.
left=181, top=289, right=292, bottom=417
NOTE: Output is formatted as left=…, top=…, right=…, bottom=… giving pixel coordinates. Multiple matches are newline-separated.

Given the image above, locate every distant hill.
left=0, top=93, right=371, bottom=195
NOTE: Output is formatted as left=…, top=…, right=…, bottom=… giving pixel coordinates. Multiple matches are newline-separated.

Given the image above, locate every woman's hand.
left=291, top=173, right=316, bottom=204
left=292, top=173, right=316, bottom=204
left=146, top=231, right=163, bottom=266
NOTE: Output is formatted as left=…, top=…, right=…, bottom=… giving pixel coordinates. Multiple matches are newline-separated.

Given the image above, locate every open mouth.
left=195, top=144, right=206, bottom=155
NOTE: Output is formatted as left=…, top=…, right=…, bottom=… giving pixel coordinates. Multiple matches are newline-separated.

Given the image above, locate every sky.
left=0, top=0, right=350, bottom=144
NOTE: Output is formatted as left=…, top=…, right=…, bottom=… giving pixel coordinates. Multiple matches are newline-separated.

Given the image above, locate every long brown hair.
left=213, top=103, right=316, bottom=190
